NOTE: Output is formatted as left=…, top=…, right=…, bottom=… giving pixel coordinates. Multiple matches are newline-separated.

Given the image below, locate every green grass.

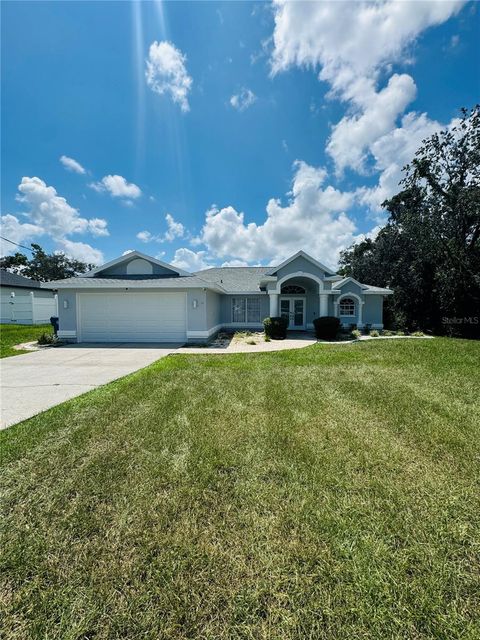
left=0, top=323, right=52, bottom=358
left=1, top=339, right=479, bottom=639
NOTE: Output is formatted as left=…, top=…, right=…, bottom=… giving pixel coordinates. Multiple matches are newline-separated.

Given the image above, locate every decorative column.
left=319, top=293, right=328, bottom=317
left=358, top=300, right=365, bottom=328
left=269, top=293, right=278, bottom=317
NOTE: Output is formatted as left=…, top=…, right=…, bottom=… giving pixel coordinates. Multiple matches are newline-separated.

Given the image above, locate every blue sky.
left=1, top=0, right=479, bottom=270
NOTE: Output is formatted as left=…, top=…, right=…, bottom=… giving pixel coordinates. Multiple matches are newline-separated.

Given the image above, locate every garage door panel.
left=79, top=293, right=186, bottom=342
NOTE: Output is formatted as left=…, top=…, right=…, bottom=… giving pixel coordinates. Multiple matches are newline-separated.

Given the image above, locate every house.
left=46, top=250, right=392, bottom=343
left=0, top=270, right=58, bottom=325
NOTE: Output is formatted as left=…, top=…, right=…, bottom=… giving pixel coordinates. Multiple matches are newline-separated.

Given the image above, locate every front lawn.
left=0, top=323, right=52, bottom=358
left=1, top=339, right=479, bottom=639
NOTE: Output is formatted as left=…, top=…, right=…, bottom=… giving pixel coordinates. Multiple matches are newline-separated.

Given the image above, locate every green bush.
left=351, top=329, right=362, bottom=339
left=370, top=329, right=380, bottom=337
left=313, top=316, right=340, bottom=340
left=412, top=331, right=425, bottom=337
left=263, top=316, right=288, bottom=339
left=37, top=332, right=55, bottom=345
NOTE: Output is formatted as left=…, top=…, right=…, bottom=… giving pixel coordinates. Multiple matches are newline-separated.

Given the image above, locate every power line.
left=0, top=236, right=34, bottom=252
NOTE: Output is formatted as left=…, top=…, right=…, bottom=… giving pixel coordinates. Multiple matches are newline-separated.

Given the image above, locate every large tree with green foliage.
left=339, top=106, right=480, bottom=337
left=0, top=243, right=94, bottom=282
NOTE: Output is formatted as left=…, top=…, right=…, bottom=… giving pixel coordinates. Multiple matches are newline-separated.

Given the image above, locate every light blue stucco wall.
left=206, top=290, right=221, bottom=329
left=273, top=256, right=327, bottom=282
left=363, top=296, right=384, bottom=326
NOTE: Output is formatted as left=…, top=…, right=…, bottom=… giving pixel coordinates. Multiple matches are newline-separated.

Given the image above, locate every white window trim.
left=339, top=297, right=356, bottom=317
left=231, top=296, right=262, bottom=324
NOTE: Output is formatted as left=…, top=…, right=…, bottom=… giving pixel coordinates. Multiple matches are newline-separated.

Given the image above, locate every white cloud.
left=89, top=175, right=142, bottom=199
left=136, top=214, right=184, bottom=244
left=122, top=249, right=135, bottom=255
left=327, top=73, right=417, bottom=174
left=1, top=177, right=105, bottom=264
left=164, top=213, right=184, bottom=241
left=59, top=155, right=86, bottom=174
left=171, top=248, right=212, bottom=272
left=0, top=213, right=44, bottom=255
left=145, top=41, right=192, bottom=112
left=270, top=0, right=465, bottom=173
left=230, top=88, right=257, bottom=111
left=87, top=218, right=109, bottom=237
left=358, top=111, right=453, bottom=212
left=57, top=239, right=103, bottom=265
left=196, top=160, right=362, bottom=268
left=271, top=0, right=464, bottom=84
left=136, top=230, right=154, bottom=243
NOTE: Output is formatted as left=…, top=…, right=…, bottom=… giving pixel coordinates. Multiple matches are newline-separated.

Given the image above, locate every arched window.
left=339, top=297, right=355, bottom=316
left=281, top=284, right=306, bottom=294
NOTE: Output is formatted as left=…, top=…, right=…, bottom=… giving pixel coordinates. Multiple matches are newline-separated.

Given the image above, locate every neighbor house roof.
left=0, top=270, right=53, bottom=290
left=194, top=267, right=271, bottom=292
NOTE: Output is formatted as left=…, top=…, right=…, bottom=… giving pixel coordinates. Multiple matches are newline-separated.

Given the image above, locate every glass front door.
left=280, top=298, right=305, bottom=330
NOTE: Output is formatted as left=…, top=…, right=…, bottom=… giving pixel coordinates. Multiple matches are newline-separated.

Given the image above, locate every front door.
left=280, top=297, right=305, bottom=330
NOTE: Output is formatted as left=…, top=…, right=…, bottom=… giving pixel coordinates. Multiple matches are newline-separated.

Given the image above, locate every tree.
left=339, top=106, right=480, bottom=337
left=0, top=244, right=94, bottom=281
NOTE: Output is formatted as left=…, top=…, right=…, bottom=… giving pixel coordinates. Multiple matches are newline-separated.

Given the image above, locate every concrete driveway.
left=1, top=343, right=181, bottom=429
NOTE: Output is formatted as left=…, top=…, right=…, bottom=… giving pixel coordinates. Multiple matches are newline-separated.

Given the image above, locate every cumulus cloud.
left=57, top=239, right=104, bottom=265
left=59, top=155, right=86, bottom=174
left=1, top=177, right=106, bottom=264
left=358, top=111, right=454, bottom=212
left=171, top=248, right=212, bottom=271
left=230, top=88, right=257, bottom=111
left=136, top=214, right=184, bottom=244
left=270, top=0, right=465, bottom=173
left=89, top=175, right=142, bottom=199
left=0, top=213, right=44, bottom=256
left=145, top=41, right=192, bottom=112
left=327, top=73, right=417, bottom=174
left=195, top=160, right=363, bottom=268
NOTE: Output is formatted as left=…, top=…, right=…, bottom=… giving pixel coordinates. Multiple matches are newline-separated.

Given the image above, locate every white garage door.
left=78, top=292, right=186, bottom=343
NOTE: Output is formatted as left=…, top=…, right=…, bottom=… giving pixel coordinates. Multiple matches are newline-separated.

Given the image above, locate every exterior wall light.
left=192, top=299, right=198, bottom=309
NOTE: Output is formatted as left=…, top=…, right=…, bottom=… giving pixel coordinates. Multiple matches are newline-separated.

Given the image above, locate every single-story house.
left=0, top=270, right=58, bottom=325
left=46, top=250, right=392, bottom=343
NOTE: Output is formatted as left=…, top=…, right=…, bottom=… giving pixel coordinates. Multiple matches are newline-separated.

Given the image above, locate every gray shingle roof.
left=194, top=267, right=271, bottom=292
left=45, top=275, right=224, bottom=290
left=0, top=270, right=53, bottom=289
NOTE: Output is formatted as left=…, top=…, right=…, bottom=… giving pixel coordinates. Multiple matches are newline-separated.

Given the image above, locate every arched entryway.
left=269, top=272, right=329, bottom=330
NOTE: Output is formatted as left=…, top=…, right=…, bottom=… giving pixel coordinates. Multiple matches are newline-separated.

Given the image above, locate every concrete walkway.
left=0, top=343, right=180, bottom=429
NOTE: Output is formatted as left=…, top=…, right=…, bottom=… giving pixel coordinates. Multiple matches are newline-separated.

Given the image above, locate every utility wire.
left=0, top=236, right=34, bottom=252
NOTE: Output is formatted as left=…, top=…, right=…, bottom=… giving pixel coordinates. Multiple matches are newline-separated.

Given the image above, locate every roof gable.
left=332, top=276, right=369, bottom=290
left=85, top=250, right=190, bottom=278
left=265, top=251, right=335, bottom=277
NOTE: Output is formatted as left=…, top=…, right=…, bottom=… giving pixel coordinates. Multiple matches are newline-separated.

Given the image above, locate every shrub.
left=313, top=316, right=340, bottom=340
left=264, top=334, right=271, bottom=342
left=412, top=331, right=424, bottom=337
left=370, top=329, right=380, bottom=337
left=263, top=316, right=288, bottom=339
left=381, top=329, right=395, bottom=336
left=37, top=332, right=55, bottom=345
left=351, top=329, right=362, bottom=339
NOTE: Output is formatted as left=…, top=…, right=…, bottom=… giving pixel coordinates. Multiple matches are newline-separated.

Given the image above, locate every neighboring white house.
left=0, top=270, right=58, bottom=325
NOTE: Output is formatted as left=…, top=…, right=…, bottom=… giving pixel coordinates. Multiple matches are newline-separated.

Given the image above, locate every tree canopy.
left=339, top=106, right=480, bottom=337
left=0, top=244, right=94, bottom=282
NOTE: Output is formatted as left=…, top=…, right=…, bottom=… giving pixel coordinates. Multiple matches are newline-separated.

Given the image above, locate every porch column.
left=269, top=293, right=278, bottom=317
left=358, top=300, right=365, bottom=328
left=319, top=293, right=328, bottom=317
